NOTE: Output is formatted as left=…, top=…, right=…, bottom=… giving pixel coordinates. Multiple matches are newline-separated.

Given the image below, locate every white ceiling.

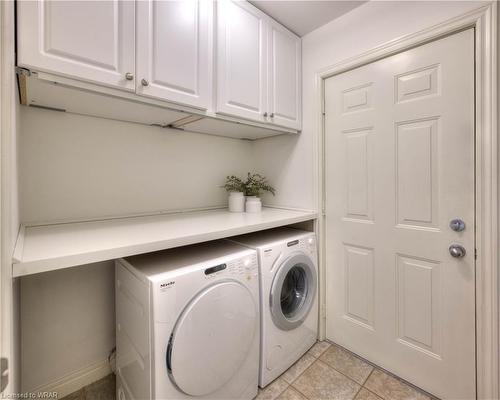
left=249, top=1, right=367, bottom=36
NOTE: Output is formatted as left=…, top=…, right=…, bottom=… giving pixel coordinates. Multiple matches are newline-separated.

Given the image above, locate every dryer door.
left=270, top=253, right=317, bottom=331
left=167, top=280, right=258, bottom=396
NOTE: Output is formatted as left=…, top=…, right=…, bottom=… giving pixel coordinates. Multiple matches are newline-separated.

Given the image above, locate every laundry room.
left=0, top=1, right=498, bottom=400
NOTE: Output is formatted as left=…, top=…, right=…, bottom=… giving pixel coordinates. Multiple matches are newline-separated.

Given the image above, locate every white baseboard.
left=30, top=359, right=112, bottom=398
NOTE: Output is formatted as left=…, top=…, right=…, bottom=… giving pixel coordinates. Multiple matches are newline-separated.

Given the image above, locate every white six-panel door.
left=136, top=0, right=212, bottom=109
left=17, top=0, right=135, bottom=91
left=268, top=20, right=301, bottom=130
left=216, top=0, right=268, bottom=123
left=324, top=29, right=475, bottom=399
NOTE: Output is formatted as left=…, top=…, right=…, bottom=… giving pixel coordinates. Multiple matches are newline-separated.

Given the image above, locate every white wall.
left=19, top=107, right=254, bottom=224
left=254, top=0, right=489, bottom=211
left=18, top=107, right=256, bottom=392
left=20, top=262, right=115, bottom=392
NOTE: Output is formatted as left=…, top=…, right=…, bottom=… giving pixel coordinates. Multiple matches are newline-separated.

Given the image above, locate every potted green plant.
left=243, top=173, right=276, bottom=213
left=223, top=175, right=245, bottom=212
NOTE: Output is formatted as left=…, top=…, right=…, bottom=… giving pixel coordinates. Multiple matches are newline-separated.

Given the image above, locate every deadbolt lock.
left=449, top=218, right=465, bottom=232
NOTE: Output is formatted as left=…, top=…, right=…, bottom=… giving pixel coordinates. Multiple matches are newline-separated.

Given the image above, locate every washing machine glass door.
left=167, top=280, right=257, bottom=396
left=270, top=253, right=317, bottom=331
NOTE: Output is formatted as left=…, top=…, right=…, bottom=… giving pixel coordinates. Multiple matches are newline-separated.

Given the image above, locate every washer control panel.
left=286, top=235, right=316, bottom=256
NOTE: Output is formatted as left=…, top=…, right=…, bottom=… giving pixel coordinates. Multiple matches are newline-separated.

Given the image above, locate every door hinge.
left=474, top=248, right=477, bottom=260
left=15, top=66, right=31, bottom=77
left=1, top=357, right=8, bottom=393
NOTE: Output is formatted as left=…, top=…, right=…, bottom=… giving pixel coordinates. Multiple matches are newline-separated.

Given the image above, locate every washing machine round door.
left=270, top=253, right=317, bottom=331
left=166, top=280, right=257, bottom=396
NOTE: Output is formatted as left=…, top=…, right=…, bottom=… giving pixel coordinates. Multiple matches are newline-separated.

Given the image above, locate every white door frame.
left=315, top=3, right=498, bottom=399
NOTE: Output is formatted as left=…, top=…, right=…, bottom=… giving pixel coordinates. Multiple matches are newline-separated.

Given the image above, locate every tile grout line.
left=286, top=342, right=368, bottom=393
left=281, top=343, right=325, bottom=386
left=352, top=384, right=364, bottom=400
left=311, top=343, right=330, bottom=359
left=286, top=353, right=319, bottom=400
left=320, top=341, right=378, bottom=385
left=262, top=343, right=325, bottom=399
left=261, top=378, right=289, bottom=400
left=362, top=368, right=375, bottom=387
left=360, top=369, right=389, bottom=400
left=361, top=385, right=386, bottom=400
left=289, top=381, right=311, bottom=400
left=283, top=344, right=326, bottom=400
left=285, top=386, right=307, bottom=400
left=319, top=359, right=366, bottom=387
left=326, top=340, right=437, bottom=399
left=315, top=357, right=367, bottom=388
left=290, top=358, right=363, bottom=399
left=275, top=383, right=289, bottom=400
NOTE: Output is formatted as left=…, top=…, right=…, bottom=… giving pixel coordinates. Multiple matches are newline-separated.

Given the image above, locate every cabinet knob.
left=141, top=78, right=149, bottom=86
left=263, top=112, right=268, bottom=117
left=125, top=72, right=134, bottom=81
left=270, top=113, right=275, bottom=118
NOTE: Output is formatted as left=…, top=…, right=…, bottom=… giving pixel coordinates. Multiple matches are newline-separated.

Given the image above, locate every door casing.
left=315, top=4, right=498, bottom=400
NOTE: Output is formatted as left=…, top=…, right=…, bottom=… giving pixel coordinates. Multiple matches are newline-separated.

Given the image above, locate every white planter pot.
left=245, top=196, right=262, bottom=213
left=228, top=192, right=245, bottom=212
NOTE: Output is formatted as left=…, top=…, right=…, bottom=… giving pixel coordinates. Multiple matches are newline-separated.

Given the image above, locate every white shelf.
left=12, top=207, right=317, bottom=277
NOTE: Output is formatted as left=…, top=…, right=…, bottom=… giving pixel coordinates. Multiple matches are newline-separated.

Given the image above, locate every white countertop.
left=13, top=207, right=317, bottom=277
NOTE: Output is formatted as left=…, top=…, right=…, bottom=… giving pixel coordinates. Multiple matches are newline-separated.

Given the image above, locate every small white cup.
left=245, top=196, right=262, bottom=213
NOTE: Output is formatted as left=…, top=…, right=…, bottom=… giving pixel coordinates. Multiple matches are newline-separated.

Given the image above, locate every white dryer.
left=229, top=227, right=318, bottom=387
left=115, top=241, right=260, bottom=400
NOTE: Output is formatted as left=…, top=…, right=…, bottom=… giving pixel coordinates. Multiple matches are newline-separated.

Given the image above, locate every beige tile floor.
left=62, top=341, right=435, bottom=400
left=255, top=341, right=436, bottom=400
left=61, top=374, right=115, bottom=400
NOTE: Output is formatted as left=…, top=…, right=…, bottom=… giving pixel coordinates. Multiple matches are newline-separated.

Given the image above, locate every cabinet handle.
left=125, top=72, right=134, bottom=81
left=141, top=78, right=149, bottom=86
left=270, top=113, right=275, bottom=118
left=263, top=112, right=268, bottom=117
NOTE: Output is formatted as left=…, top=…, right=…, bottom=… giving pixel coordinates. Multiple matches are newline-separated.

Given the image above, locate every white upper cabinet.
left=136, top=0, right=212, bottom=109
left=17, top=0, right=135, bottom=91
left=17, top=0, right=302, bottom=134
left=216, top=0, right=302, bottom=129
left=216, top=0, right=268, bottom=123
left=268, top=21, right=301, bottom=130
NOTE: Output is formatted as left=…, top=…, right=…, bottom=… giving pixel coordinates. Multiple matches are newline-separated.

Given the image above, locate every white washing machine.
left=115, top=240, right=260, bottom=400
left=229, top=227, right=318, bottom=387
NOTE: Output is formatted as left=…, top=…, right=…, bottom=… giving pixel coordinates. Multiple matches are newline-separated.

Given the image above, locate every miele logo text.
left=160, top=281, right=175, bottom=288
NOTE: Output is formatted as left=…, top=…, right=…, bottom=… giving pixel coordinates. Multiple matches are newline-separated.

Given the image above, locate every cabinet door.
left=17, top=0, right=135, bottom=91
left=216, top=0, right=267, bottom=122
left=136, top=0, right=212, bottom=109
left=268, top=21, right=301, bottom=130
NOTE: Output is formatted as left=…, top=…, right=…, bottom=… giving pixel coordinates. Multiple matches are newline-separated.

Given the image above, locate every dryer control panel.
left=204, top=253, right=258, bottom=281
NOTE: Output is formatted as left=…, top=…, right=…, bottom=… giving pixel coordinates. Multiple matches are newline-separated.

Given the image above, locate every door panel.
left=268, top=21, right=301, bottom=130
left=325, top=29, right=475, bottom=399
left=17, top=0, right=135, bottom=90
left=136, top=0, right=212, bottom=109
left=216, top=0, right=267, bottom=122
left=344, top=244, right=374, bottom=329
